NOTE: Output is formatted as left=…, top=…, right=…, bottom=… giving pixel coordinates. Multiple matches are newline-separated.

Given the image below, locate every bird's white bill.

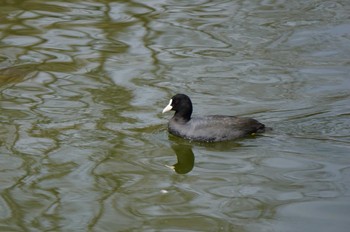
left=162, top=99, right=173, bottom=113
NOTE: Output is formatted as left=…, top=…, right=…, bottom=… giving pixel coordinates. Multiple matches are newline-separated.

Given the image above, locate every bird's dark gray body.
left=168, top=115, right=264, bottom=142
left=163, top=94, right=266, bottom=142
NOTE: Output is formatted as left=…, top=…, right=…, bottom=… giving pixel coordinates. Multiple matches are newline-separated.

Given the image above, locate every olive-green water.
left=1, top=0, right=350, bottom=231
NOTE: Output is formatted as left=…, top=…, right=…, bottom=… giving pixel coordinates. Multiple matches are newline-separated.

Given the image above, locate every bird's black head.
left=162, top=94, right=193, bottom=121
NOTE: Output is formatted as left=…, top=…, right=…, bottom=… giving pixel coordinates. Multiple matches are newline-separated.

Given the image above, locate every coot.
left=162, top=94, right=266, bottom=142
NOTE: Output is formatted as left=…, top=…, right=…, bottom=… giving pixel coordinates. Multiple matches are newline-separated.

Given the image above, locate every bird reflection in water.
left=166, top=135, right=243, bottom=174
left=166, top=143, right=195, bottom=174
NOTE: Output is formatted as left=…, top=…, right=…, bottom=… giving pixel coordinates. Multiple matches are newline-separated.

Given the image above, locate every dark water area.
left=1, top=0, right=350, bottom=231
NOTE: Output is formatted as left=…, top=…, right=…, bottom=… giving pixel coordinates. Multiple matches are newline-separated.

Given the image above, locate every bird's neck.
left=174, top=111, right=191, bottom=123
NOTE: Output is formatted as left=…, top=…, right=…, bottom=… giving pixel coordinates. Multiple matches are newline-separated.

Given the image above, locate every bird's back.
left=169, top=115, right=265, bottom=142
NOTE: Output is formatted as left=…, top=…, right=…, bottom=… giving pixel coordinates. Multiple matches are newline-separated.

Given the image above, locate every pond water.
left=1, top=0, right=350, bottom=231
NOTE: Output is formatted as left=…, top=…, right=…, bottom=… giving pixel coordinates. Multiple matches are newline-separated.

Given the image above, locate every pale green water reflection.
left=1, top=0, right=350, bottom=231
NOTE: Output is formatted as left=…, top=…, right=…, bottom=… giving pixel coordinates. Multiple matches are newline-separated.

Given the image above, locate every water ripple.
left=1, top=0, right=350, bottom=231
